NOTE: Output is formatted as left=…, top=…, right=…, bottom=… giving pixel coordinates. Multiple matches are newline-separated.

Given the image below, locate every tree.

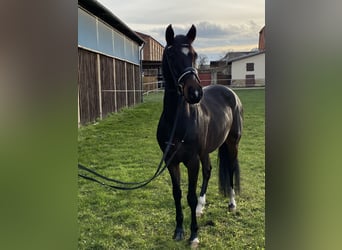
left=197, top=54, right=208, bottom=68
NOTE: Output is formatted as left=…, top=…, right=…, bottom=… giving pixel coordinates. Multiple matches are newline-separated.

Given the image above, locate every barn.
left=135, top=32, right=165, bottom=91
left=78, top=0, right=144, bottom=125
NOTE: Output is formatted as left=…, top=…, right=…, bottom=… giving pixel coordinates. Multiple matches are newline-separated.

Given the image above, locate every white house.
left=229, top=51, right=265, bottom=87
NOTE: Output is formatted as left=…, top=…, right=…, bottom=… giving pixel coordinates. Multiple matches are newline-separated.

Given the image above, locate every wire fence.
left=142, top=81, right=164, bottom=95
left=99, top=79, right=265, bottom=97
left=140, top=78, right=265, bottom=95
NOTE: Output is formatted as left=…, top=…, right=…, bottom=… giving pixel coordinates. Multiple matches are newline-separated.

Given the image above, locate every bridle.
left=177, top=67, right=201, bottom=94
left=164, top=45, right=200, bottom=96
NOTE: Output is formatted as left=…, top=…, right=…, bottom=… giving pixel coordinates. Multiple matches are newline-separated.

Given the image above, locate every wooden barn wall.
left=198, top=72, right=211, bottom=87
left=78, top=49, right=100, bottom=124
left=217, top=72, right=230, bottom=85
left=78, top=48, right=142, bottom=125
left=126, top=63, right=135, bottom=106
left=100, top=55, right=115, bottom=118
left=115, top=59, right=126, bottom=112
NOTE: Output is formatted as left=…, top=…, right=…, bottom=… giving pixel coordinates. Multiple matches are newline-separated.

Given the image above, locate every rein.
left=79, top=44, right=195, bottom=190
left=78, top=98, right=185, bottom=190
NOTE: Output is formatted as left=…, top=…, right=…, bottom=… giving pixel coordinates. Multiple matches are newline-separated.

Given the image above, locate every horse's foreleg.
left=168, top=163, right=184, bottom=241
left=186, top=157, right=200, bottom=246
left=196, top=154, right=212, bottom=217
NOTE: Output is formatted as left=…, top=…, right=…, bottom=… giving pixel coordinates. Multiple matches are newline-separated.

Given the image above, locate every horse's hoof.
left=173, top=228, right=184, bottom=241
left=228, top=203, right=236, bottom=212
left=190, top=237, right=200, bottom=248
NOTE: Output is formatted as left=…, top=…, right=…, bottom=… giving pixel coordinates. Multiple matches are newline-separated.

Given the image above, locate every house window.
left=246, top=63, right=254, bottom=71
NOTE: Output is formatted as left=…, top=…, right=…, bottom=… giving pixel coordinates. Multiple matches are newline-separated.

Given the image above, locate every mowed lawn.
left=78, top=88, right=265, bottom=249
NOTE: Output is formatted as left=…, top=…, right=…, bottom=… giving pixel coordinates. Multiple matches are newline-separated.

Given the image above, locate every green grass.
left=78, top=88, right=265, bottom=249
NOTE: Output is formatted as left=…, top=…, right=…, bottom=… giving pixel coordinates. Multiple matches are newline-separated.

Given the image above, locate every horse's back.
left=202, top=85, right=240, bottom=109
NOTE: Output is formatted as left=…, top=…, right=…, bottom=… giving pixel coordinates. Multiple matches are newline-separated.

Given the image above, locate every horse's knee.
left=172, top=187, right=182, bottom=199
left=203, top=164, right=212, bottom=176
left=187, top=193, right=198, bottom=208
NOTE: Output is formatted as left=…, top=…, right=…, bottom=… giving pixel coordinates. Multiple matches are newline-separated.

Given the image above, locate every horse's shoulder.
left=204, top=85, right=239, bottom=102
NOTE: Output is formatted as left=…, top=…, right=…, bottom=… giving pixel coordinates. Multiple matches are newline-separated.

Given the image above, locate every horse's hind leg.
left=196, top=154, right=212, bottom=217
left=226, top=132, right=241, bottom=212
left=226, top=101, right=242, bottom=212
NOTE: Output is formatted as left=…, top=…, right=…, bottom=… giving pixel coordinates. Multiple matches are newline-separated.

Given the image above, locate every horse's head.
left=163, top=24, right=203, bottom=104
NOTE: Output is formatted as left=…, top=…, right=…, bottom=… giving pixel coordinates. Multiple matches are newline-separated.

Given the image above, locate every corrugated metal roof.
left=227, top=50, right=265, bottom=63
left=78, top=0, right=144, bottom=45
left=135, top=32, right=164, bottom=48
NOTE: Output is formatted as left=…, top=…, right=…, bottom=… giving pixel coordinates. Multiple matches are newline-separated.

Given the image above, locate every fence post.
left=78, top=84, right=80, bottom=127
left=113, top=58, right=117, bottom=113
left=132, top=66, right=136, bottom=106
left=124, top=62, right=128, bottom=108
left=96, top=54, right=103, bottom=120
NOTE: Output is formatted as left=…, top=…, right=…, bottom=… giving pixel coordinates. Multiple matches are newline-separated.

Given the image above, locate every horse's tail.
left=218, top=94, right=243, bottom=197
left=218, top=142, right=239, bottom=197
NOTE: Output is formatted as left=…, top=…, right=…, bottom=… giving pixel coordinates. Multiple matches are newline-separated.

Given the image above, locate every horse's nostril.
left=188, top=88, right=202, bottom=104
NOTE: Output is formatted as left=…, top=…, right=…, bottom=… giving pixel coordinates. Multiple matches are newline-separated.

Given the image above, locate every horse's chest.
left=158, top=131, right=199, bottom=162
left=170, top=140, right=199, bottom=163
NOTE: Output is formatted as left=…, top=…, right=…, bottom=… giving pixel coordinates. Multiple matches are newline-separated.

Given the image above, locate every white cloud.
left=97, top=0, right=264, bottom=61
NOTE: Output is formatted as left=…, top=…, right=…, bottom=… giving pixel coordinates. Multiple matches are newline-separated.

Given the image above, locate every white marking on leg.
left=196, top=194, right=206, bottom=217
left=228, top=188, right=236, bottom=212
left=190, top=237, right=200, bottom=248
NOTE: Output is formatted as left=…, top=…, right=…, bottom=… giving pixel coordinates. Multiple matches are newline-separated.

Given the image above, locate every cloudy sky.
left=97, top=0, right=265, bottom=61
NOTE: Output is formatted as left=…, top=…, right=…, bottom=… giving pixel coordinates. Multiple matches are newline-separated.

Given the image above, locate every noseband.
left=176, top=67, right=200, bottom=95
left=177, top=67, right=200, bottom=85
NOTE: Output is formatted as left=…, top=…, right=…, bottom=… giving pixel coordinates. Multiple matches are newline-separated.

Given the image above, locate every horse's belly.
left=203, top=113, right=233, bottom=153
left=204, top=129, right=230, bottom=153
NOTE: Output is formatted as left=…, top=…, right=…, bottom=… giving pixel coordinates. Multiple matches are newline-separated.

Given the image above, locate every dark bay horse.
left=157, top=24, right=243, bottom=246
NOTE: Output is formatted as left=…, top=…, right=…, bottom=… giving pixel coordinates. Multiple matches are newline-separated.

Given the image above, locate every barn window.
left=246, top=63, right=254, bottom=71
left=98, top=20, right=114, bottom=55
left=113, top=30, right=125, bottom=59
left=78, top=8, right=98, bottom=50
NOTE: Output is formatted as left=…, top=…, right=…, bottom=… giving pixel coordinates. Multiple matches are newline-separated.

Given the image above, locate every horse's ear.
left=166, top=24, right=174, bottom=45
left=186, top=24, right=196, bottom=43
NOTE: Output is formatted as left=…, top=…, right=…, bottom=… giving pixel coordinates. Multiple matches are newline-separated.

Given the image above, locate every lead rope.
left=78, top=97, right=184, bottom=190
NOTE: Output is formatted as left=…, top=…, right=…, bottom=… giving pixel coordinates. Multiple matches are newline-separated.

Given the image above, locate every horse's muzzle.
left=183, top=75, right=203, bottom=104
left=186, top=85, right=203, bottom=104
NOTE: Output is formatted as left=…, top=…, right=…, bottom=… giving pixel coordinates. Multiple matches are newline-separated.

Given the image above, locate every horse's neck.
left=162, top=65, right=190, bottom=121
left=163, top=88, right=180, bottom=120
